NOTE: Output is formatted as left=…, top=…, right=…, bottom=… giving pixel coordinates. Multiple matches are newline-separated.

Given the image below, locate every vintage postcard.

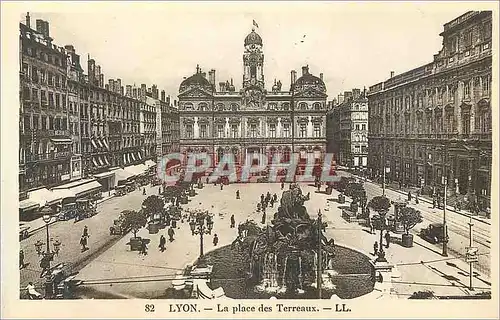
left=1, top=1, right=498, bottom=319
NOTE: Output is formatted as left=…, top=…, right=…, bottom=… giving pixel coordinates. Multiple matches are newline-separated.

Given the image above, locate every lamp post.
left=317, top=210, right=322, bottom=299
left=189, top=211, right=214, bottom=258
left=441, top=175, right=448, bottom=257
left=42, top=214, right=52, bottom=254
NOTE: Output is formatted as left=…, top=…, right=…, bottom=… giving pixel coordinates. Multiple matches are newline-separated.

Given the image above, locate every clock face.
left=251, top=44, right=256, bottom=49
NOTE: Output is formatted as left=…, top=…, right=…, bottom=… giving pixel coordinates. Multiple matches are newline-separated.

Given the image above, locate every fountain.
left=245, top=184, right=336, bottom=297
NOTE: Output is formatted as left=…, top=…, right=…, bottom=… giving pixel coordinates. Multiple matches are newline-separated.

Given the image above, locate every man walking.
left=230, top=214, right=235, bottom=228
left=168, top=226, right=175, bottom=242
left=80, top=235, right=88, bottom=252
left=236, top=190, right=240, bottom=199
left=385, top=231, right=391, bottom=248
left=213, top=234, right=219, bottom=246
left=373, top=241, right=379, bottom=256
left=159, top=235, right=166, bottom=252
left=20, top=249, right=25, bottom=269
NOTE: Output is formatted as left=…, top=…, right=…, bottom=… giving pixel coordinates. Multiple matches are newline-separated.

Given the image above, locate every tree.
left=142, top=195, right=164, bottom=218
left=368, top=196, right=391, bottom=259
left=123, top=210, right=147, bottom=238
left=399, top=207, right=423, bottom=235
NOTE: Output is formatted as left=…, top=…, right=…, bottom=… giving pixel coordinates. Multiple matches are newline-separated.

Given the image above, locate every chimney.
left=320, top=73, right=323, bottom=81
left=353, top=88, right=361, bottom=99
left=99, top=74, right=104, bottom=88
left=120, top=86, right=124, bottom=96
left=36, top=19, right=44, bottom=33
left=291, top=70, right=297, bottom=86
left=219, top=82, right=225, bottom=92
left=64, top=45, right=75, bottom=53
left=338, top=94, right=344, bottom=104
left=174, top=100, right=177, bottom=107
left=302, top=66, right=309, bottom=76
left=108, top=79, right=114, bottom=92
left=126, top=85, right=132, bottom=97
left=161, top=90, right=166, bottom=102
left=152, top=84, right=158, bottom=99
left=96, top=65, right=101, bottom=76
left=141, top=84, right=147, bottom=98
left=44, top=21, right=50, bottom=38
left=88, top=59, right=96, bottom=85
left=390, top=71, right=395, bottom=78
left=105, top=84, right=109, bottom=91
left=116, top=79, right=122, bottom=93
left=133, top=87, right=138, bottom=98
left=208, top=70, right=216, bottom=87
left=26, top=12, right=31, bottom=28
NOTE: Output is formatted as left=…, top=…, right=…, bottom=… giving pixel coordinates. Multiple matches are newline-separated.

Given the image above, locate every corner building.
left=178, top=29, right=328, bottom=170
left=367, top=11, right=492, bottom=209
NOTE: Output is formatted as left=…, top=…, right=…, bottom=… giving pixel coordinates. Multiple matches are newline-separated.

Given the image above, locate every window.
left=31, top=88, right=38, bottom=102
left=40, top=70, right=46, bottom=83
left=362, top=124, right=366, bottom=131
left=41, top=116, right=47, bottom=130
left=314, top=103, right=322, bottom=110
left=299, top=123, right=307, bottom=138
left=55, top=75, right=60, bottom=88
left=250, top=65, right=257, bottom=78
left=269, top=124, right=276, bottom=138
left=462, top=112, right=471, bottom=135
left=483, top=76, right=490, bottom=94
left=231, top=124, right=238, bottom=138
left=199, top=103, right=208, bottom=111
left=23, top=87, right=30, bottom=100
left=355, top=124, right=360, bottom=131
left=48, top=72, right=53, bottom=86
left=217, top=125, right=225, bottom=138
left=464, top=82, right=470, bottom=97
left=314, top=124, right=321, bottom=137
left=41, top=90, right=47, bottom=105
left=48, top=92, right=54, bottom=107
left=200, top=124, right=207, bottom=138
left=464, top=29, right=473, bottom=47
left=33, top=115, right=39, bottom=130
left=282, top=123, right=290, bottom=137
left=55, top=93, right=60, bottom=107
left=249, top=124, right=257, bottom=138
left=185, top=124, right=193, bottom=138
left=62, top=95, right=66, bottom=108
left=32, top=66, right=38, bottom=83
left=299, top=102, right=307, bottom=110
left=282, top=103, right=290, bottom=111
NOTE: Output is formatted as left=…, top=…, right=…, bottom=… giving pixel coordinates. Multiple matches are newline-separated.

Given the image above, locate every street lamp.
left=42, top=214, right=52, bottom=254
left=441, top=175, right=448, bottom=257
left=189, top=211, right=214, bottom=258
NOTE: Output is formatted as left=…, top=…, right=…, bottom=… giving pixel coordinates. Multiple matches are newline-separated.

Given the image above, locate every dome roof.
left=179, top=71, right=212, bottom=92
left=244, top=29, right=263, bottom=46
left=294, top=67, right=326, bottom=92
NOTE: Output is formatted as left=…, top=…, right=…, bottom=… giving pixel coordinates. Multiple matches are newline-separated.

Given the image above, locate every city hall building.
left=177, top=28, right=328, bottom=170
left=367, top=11, right=492, bottom=209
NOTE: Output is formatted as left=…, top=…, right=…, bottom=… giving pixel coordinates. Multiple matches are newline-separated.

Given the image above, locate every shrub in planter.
left=350, top=201, right=359, bottom=213
left=129, top=237, right=143, bottom=251
left=399, top=207, right=423, bottom=248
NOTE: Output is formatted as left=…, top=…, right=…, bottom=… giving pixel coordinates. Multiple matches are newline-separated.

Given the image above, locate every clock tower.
left=243, top=28, right=265, bottom=109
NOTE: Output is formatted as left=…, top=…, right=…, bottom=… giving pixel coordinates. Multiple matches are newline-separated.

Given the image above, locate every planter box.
left=148, top=223, right=159, bottom=234
left=338, top=195, right=345, bottom=203
left=128, top=237, right=143, bottom=251
left=402, top=234, right=413, bottom=248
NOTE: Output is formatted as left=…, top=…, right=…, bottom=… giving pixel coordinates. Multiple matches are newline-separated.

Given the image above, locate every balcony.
left=37, top=129, right=71, bottom=138
left=26, top=151, right=72, bottom=163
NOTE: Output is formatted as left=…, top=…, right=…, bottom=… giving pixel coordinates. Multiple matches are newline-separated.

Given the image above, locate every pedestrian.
left=368, top=216, right=374, bottom=234
left=159, top=235, right=166, bottom=252
left=385, top=231, right=391, bottom=248
left=230, top=214, right=235, bottom=228
left=261, top=212, right=266, bottom=224
left=407, top=191, right=412, bottom=202
left=220, top=184, right=223, bottom=191
left=168, top=226, right=175, bottom=242
left=140, top=239, right=148, bottom=255
left=260, top=194, right=265, bottom=204
left=270, top=198, right=274, bottom=208
left=373, top=241, right=379, bottom=256
left=433, top=198, right=436, bottom=209
left=281, top=181, right=284, bottom=190
left=83, top=225, right=89, bottom=238
left=20, top=249, right=25, bottom=269
left=237, top=224, right=243, bottom=237
left=39, top=253, right=52, bottom=278
left=213, top=234, right=219, bottom=246
left=415, top=191, right=419, bottom=204
left=26, top=282, right=42, bottom=299
left=257, top=202, right=261, bottom=212
left=158, top=187, right=161, bottom=195
left=236, top=190, right=240, bottom=199
left=80, top=235, right=88, bottom=252
left=143, top=187, right=146, bottom=195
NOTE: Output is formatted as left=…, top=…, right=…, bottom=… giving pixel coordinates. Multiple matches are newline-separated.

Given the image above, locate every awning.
left=131, top=153, right=137, bottom=161
left=28, top=188, right=61, bottom=207
left=92, top=157, right=99, bottom=167
left=103, top=139, right=109, bottom=150
left=123, top=154, right=127, bottom=165
left=98, top=156, right=104, bottom=166
left=91, top=139, right=98, bottom=149
left=127, top=154, right=131, bottom=163
left=137, top=152, right=142, bottom=160
left=51, top=188, right=76, bottom=201
left=104, top=156, right=110, bottom=166
left=145, top=160, right=156, bottom=167
left=94, top=171, right=115, bottom=179
left=97, top=139, right=104, bottom=148
left=112, top=168, right=134, bottom=184
left=51, top=138, right=72, bottom=144
left=124, top=165, right=141, bottom=177
left=135, top=164, right=148, bottom=174
left=69, top=181, right=103, bottom=198
left=19, top=199, right=39, bottom=211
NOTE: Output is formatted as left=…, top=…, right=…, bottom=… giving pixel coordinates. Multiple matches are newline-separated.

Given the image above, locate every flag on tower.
left=253, top=19, right=259, bottom=28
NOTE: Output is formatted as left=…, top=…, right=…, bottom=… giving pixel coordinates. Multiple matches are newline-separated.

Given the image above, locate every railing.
left=26, top=151, right=72, bottom=162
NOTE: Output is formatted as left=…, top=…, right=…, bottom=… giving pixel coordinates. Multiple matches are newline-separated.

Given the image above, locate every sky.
left=17, top=2, right=492, bottom=101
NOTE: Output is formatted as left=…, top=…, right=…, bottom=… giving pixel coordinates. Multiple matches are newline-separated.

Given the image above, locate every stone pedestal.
left=370, top=260, right=395, bottom=295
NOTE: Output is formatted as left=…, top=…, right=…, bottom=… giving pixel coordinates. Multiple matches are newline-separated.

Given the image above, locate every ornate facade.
left=327, top=89, right=368, bottom=168
left=367, top=11, right=492, bottom=209
left=178, top=29, right=328, bottom=168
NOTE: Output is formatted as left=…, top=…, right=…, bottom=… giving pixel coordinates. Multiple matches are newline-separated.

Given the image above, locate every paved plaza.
left=67, top=180, right=490, bottom=299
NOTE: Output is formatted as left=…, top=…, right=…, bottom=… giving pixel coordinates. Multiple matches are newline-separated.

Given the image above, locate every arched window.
left=313, top=102, right=322, bottom=110
left=185, top=103, right=193, bottom=111
left=216, top=103, right=224, bottom=111
left=231, top=104, right=239, bottom=111
left=282, top=103, right=290, bottom=111
left=217, top=148, right=224, bottom=164
left=299, top=102, right=308, bottom=110
left=198, top=102, right=208, bottom=111
left=283, top=147, right=291, bottom=163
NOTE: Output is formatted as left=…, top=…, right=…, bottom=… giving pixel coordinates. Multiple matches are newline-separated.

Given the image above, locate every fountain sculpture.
left=242, top=184, right=336, bottom=296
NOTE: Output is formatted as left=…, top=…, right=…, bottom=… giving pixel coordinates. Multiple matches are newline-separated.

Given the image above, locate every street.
left=19, top=185, right=158, bottom=295
left=69, top=181, right=490, bottom=299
